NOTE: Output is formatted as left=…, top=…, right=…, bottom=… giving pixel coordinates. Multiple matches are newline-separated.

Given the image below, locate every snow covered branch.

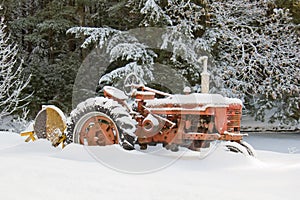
left=67, top=27, right=120, bottom=48
left=140, top=0, right=172, bottom=26
left=208, top=0, right=300, bottom=125
left=0, top=17, right=31, bottom=120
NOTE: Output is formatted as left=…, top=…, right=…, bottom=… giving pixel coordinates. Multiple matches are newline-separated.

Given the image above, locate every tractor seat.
left=103, top=86, right=128, bottom=101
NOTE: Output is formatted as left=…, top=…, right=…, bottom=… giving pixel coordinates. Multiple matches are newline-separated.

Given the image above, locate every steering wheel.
left=123, top=73, right=143, bottom=96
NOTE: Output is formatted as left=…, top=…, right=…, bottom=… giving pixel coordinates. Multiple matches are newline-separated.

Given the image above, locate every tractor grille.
left=227, top=107, right=242, bottom=133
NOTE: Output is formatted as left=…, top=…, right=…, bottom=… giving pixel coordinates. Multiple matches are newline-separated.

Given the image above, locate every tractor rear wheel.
left=67, top=97, right=137, bottom=150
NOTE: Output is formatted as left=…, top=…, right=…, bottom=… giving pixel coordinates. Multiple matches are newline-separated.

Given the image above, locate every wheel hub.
left=79, top=115, right=118, bottom=146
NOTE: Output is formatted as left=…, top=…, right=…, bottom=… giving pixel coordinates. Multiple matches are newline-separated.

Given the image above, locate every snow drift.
left=0, top=131, right=299, bottom=200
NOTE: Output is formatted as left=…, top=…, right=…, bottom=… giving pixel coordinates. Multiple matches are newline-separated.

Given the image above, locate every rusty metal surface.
left=79, top=116, right=118, bottom=146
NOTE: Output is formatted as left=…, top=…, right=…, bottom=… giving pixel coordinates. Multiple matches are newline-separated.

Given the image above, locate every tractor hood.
left=145, top=93, right=242, bottom=108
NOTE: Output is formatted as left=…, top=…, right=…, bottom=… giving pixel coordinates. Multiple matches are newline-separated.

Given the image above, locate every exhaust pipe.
left=199, top=56, right=209, bottom=93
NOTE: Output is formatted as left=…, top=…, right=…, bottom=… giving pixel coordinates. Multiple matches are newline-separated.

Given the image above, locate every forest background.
left=0, top=0, right=299, bottom=131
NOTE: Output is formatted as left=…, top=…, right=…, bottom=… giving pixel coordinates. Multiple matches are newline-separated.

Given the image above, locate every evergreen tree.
left=2, top=0, right=82, bottom=115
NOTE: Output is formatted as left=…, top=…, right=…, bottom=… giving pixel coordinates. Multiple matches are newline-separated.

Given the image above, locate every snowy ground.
left=0, top=131, right=299, bottom=200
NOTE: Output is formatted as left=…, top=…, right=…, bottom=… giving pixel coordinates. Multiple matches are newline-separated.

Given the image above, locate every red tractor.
left=21, top=57, right=255, bottom=156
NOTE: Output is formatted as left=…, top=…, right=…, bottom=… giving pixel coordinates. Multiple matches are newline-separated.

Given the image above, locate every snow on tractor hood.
left=145, top=93, right=242, bottom=107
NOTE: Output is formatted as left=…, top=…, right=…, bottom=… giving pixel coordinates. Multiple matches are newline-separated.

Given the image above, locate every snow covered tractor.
left=21, top=57, right=255, bottom=156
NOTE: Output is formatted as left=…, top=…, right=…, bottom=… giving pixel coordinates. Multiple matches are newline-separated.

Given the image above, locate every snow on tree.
left=99, top=62, right=145, bottom=88
left=67, top=26, right=157, bottom=96
left=67, top=0, right=299, bottom=126
left=127, top=0, right=207, bottom=65
left=134, top=0, right=299, bottom=125
left=206, top=0, right=300, bottom=125
left=68, top=1, right=206, bottom=90
left=106, top=32, right=157, bottom=65
left=137, top=0, right=208, bottom=86
left=67, top=27, right=121, bottom=49
left=0, top=17, right=30, bottom=121
left=138, top=0, right=171, bottom=26
left=159, top=0, right=205, bottom=65
left=67, top=27, right=157, bottom=67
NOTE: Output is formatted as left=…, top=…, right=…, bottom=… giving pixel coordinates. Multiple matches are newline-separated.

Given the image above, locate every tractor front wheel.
left=223, top=141, right=256, bottom=157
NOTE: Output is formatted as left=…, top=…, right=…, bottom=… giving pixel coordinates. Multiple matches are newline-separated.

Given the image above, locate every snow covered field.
left=0, top=131, right=299, bottom=200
